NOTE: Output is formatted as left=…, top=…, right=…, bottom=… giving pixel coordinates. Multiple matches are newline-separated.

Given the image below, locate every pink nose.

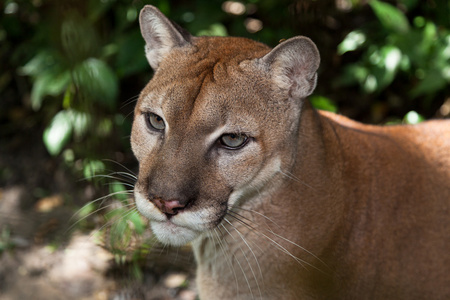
left=152, top=197, right=186, bottom=215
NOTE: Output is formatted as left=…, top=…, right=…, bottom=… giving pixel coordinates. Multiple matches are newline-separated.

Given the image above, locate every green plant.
left=17, top=3, right=142, bottom=164
left=0, top=227, right=15, bottom=254
left=337, top=0, right=449, bottom=115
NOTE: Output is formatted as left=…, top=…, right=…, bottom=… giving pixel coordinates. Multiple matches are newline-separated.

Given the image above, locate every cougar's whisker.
left=214, top=227, right=240, bottom=297
left=278, top=169, right=315, bottom=191
left=224, top=218, right=263, bottom=299
left=221, top=220, right=256, bottom=300
left=226, top=213, right=310, bottom=271
left=230, top=205, right=282, bottom=229
left=89, top=203, right=137, bottom=239
left=67, top=191, right=134, bottom=232
left=102, top=159, right=137, bottom=176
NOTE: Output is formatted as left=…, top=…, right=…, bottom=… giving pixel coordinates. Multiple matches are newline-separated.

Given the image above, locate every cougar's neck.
left=286, top=100, right=348, bottom=259
left=192, top=101, right=349, bottom=298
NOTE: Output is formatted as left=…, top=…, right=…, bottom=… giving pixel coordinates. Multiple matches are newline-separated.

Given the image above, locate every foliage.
left=338, top=0, right=449, bottom=98
left=309, top=95, right=338, bottom=113
left=0, top=227, right=15, bottom=254
left=4, top=1, right=142, bottom=164
left=334, top=0, right=449, bottom=121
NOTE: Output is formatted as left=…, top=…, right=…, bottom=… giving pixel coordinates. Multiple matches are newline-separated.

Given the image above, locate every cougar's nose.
left=151, top=197, right=188, bottom=216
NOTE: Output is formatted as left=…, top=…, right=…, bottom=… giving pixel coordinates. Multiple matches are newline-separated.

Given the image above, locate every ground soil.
left=0, top=110, right=197, bottom=300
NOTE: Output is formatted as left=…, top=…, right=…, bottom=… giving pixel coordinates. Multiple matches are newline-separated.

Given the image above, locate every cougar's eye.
left=146, top=113, right=165, bottom=131
left=220, top=133, right=248, bottom=149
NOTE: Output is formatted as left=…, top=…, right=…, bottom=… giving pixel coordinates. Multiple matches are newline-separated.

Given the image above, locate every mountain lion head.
left=131, top=6, right=319, bottom=246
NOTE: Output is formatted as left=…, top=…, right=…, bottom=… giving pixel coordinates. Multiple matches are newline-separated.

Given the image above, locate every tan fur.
left=131, top=5, right=450, bottom=299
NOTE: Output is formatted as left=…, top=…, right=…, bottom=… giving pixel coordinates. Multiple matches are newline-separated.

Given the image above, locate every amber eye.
left=146, top=113, right=165, bottom=131
left=220, top=133, right=249, bottom=149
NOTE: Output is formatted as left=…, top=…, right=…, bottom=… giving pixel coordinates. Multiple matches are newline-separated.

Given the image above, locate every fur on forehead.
left=139, top=5, right=320, bottom=103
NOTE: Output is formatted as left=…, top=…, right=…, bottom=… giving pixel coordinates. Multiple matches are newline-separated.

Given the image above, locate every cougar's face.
left=131, top=45, right=299, bottom=246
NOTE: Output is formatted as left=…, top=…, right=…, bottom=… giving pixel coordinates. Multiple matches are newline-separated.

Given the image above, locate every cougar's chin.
left=150, top=221, right=201, bottom=246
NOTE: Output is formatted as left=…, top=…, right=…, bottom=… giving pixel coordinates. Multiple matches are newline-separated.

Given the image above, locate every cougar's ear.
left=259, top=36, right=320, bottom=100
left=139, top=5, right=191, bottom=70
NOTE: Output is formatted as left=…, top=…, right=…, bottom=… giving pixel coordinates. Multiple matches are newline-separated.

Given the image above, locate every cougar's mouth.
left=149, top=220, right=202, bottom=246
left=134, top=190, right=227, bottom=245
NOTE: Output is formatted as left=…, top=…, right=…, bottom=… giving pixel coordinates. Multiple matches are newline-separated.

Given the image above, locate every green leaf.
left=109, top=217, right=131, bottom=253
left=197, top=23, right=228, bottom=37
left=105, top=207, right=125, bottom=220
left=77, top=201, right=97, bottom=219
left=62, top=87, right=73, bottom=109
left=310, top=96, right=338, bottom=112
left=109, top=181, right=129, bottom=203
left=128, top=211, right=146, bottom=235
left=380, top=46, right=402, bottom=72
left=363, top=74, right=378, bottom=93
left=338, top=64, right=369, bottom=87
left=338, top=30, right=366, bottom=55
left=126, top=7, right=138, bottom=22
left=96, top=118, right=113, bottom=137
left=83, top=159, right=106, bottom=180
left=369, top=0, right=410, bottom=33
left=31, top=74, right=51, bottom=110
left=43, top=110, right=73, bottom=156
left=410, top=69, right=448, bottom=98
left=30, top=70, right=71, bottom=111
left=21, top=51, right=54, bottom=77
left=71, top=110, right=91, bottom=139
left=73, top=58, right=118, bottom=109
left=367, top=46, right=402, bottom=91
left=131, top=261, right=144, bottom=282
left=403, top=111, right=425, bottom=124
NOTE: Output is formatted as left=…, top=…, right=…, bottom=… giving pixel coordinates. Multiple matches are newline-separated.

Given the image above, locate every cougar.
left=130, top=5, right=450, bottom=299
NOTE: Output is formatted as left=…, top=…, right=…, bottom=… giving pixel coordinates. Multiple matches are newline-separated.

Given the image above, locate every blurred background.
left=0, top=0, right=449, bottom=299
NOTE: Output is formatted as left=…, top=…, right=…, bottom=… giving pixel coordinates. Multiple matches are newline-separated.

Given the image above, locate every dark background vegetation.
left=0, top=0, right=449, bottom=299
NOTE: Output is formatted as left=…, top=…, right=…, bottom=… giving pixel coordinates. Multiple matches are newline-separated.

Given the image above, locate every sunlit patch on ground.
left=0, top=185, right=196, bottom=300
